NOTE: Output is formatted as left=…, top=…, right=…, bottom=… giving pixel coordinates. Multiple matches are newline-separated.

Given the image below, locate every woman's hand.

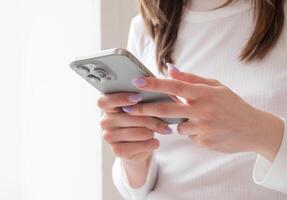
left=97, top=93, right=172, bottom=188
left=122, top=64, right=284, bottom=161
left=98, top=93, right=172, bottom=163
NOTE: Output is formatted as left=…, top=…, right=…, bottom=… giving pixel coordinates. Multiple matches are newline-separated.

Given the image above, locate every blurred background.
left=0, top=0, right=137, bottom=199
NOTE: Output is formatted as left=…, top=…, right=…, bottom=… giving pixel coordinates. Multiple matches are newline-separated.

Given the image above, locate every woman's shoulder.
left=130, top=15, right=144, bottom=30
left=129, top=15, right=146, bottom=41
left=128, top=14, right=157, bottom=73
left=129, top=14, right=153, bottom=50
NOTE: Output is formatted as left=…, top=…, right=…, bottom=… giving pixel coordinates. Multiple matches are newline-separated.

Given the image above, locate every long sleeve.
left=252, top=6, right=287, bottom=192
left=253, top=118, right=287, bottom=193
left=112, top=155, right=158, bottom=200
left=111, top=16, right=159, bottom=200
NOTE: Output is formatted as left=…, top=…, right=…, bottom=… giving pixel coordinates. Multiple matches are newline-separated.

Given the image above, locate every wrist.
left=123, top=157, right=150, bottom=168
left=122, top=155, right=152, bottom=188
left=254, top=110, right=284, bottom=162
left=122, top=152, right=152, bottom=166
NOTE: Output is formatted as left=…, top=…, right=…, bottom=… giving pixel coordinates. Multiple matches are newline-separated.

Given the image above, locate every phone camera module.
left=83, top=63, right=99, bottom=69
left=76, top=65, right=90, bottom=76
left=93, top=68, right=108, bottom=79
left=87, top=74, right=100, bottom=84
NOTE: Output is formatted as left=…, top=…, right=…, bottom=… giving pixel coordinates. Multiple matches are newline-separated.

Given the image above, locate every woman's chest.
left=140, top=20, right=287, bottom=116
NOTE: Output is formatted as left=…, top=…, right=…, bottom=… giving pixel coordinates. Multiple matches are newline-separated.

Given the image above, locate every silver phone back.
left=70, top=48, right=183, bottom=124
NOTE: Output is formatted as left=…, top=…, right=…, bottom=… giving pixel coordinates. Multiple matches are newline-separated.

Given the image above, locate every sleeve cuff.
left=112, top=154, right=158, bottom=200
left=253, top=118, right=287, bottom=193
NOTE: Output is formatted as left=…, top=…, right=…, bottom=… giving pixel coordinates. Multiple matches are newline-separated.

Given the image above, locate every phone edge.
left=69, top=48, right=156, bottom=77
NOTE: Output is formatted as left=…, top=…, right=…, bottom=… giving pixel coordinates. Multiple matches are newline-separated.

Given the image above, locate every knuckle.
left=103, top=131, right=114, bottom=143
left=209, top=78, right=220, bottom=85
left=214, top=86, right=226, bottom=96
left=221, top=86, right=233, bottom=96
left=220, top=85, right=230, bottom=91
left=112, top=145, right=125, bottom=156
left=97, top=97, right=107, bottom=109
left=100, top=118, right=111, bottom=129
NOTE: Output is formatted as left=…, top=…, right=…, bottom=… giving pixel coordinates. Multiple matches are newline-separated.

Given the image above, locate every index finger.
left=122, top=102, right=192, bottom=118
left=97, top=93, right=143, bottom=113
left=132, top=77, right=208, bottom=100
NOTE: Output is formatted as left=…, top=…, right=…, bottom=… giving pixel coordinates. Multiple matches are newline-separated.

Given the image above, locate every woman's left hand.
left=122, top=64, right=284, bottom=161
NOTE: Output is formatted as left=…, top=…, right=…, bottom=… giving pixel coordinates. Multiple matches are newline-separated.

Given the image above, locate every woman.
left=98, top=0, right=287, bottom=199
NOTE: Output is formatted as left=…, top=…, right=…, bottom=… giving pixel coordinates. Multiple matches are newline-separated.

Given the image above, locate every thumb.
left=166, top=63, right=221, bottom=86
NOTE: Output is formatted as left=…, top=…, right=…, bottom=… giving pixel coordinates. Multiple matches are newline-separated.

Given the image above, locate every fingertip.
left=164, top=126, right=173, bottom=135
left=132, top=77, right=147, bottom=88
left=97, top=96, right=105, bottom=108
left=166, top=63, right=180, bottom=75
left=122, top=106, right=133, bottom=113
left=153, top=139, right=160, bottom=149
left=127, top=94, right=143, bottom=103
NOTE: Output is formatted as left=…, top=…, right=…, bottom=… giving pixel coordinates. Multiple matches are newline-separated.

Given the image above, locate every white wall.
left=18, top=0, right=102, bottom=199
left=0, top=2, right=21, bottom=199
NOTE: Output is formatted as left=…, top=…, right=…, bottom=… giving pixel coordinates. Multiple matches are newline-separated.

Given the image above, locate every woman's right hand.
left=97, top=93, right=172, bottom=164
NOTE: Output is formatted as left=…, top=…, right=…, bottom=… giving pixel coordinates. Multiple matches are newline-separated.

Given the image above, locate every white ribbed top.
left=183, top=0, right=252, bottom=23
left=113, top=1, right=287, bottom=199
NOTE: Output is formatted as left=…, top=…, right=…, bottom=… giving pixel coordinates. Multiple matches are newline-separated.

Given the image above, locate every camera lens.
left=87, top=74, right=100, bottom=83
left=84, top=63, right=99, bottom=69
left=93, top=68, right=108, bottom=78
left=76, top=65, right=90, bottom=76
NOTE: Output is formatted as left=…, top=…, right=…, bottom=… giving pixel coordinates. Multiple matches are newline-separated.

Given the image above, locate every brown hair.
left=139, top=0, right=286, bottom=73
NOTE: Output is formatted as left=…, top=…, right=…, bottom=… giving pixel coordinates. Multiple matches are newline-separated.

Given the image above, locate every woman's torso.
left=133, top=1, right=287, bottom=199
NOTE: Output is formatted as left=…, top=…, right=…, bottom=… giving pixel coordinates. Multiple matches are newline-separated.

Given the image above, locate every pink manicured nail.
left=166, top=63, right=180, bottom=73
left=127, top=94, right=143, bottom=103
left=132, top=77, right=146, bottom=87
left=122, top=106, right=133, bottom=113
left=164, top=126, right=173, bottom=135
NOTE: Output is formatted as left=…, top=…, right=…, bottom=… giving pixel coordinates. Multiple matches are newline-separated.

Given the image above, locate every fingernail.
left=164, top=126, right=173, bottom=135
left=166, top=63, right=180, bottom=73
left=127, top=94, right=143, bottom=103
left=132, top=77, right=146, bottom=87
left=122, top=106, right=133, bottom=113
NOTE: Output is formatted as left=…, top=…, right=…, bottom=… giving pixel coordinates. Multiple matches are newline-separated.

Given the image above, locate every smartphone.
left=69, top=48, right=185, bottom=124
